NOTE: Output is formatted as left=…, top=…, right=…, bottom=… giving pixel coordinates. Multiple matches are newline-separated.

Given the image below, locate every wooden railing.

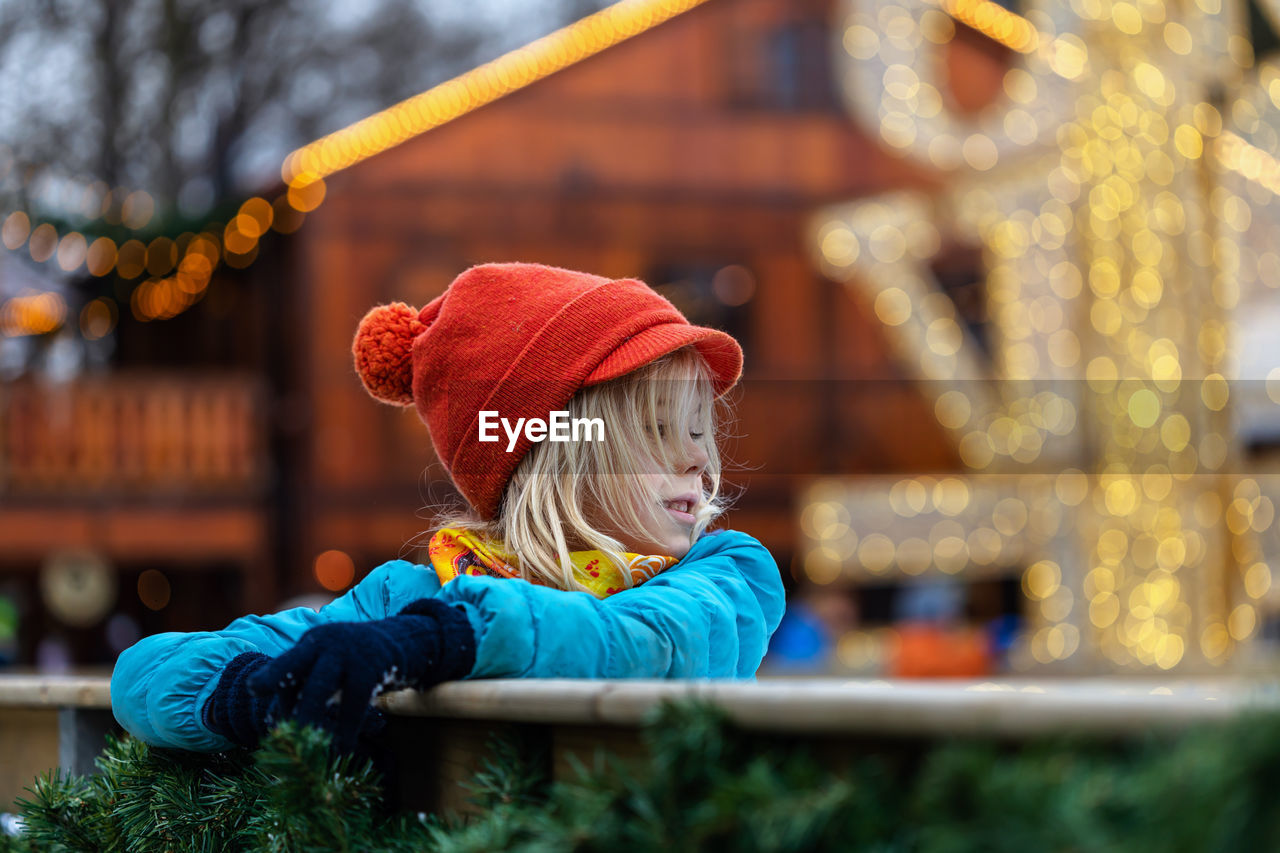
left=0, top=374, right=265, bottom=496
left=4, top=675, right=1278, bottom=813
left=0, top=676, right=116, bottom=810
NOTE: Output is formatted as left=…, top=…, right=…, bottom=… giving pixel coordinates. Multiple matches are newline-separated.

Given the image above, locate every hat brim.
left=584, top=323, right=743, bottom=397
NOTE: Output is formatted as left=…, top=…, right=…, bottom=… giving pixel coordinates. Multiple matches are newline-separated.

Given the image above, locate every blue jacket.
left=111, top=530, right=785, bottom=751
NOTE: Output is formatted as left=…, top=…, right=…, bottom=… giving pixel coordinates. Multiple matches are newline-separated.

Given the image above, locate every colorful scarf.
left=427, top=527, right=678, bottom=598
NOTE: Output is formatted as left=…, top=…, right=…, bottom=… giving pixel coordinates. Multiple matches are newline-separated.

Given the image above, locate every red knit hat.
left=352, top=262, right=743, bottom=519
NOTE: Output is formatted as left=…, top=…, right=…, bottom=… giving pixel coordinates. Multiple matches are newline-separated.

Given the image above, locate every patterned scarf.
left=427, top=527, right=678, bottom=598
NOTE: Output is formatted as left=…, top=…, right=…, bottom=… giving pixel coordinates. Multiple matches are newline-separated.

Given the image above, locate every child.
left=111, top=263, right=786, bottom=754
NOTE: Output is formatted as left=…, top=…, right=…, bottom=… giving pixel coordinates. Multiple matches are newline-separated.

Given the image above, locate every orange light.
left=238, top=197, right=274, bottom=237
left=85, top=236, right=117, bottom=276
left=137, top=569, right=171, bottom=610
left=146, top=236, right=177, bottom=277
left=140, top=277, right=195, bottom=320
left=938, top=0, right=1038, bottom=53
left=187, top=233, right=221, bottom=264
left=314, top=550, right=356, bottom=592
left=146, top=279, right=170, bottom=319
left=80, top=297, right=118, bottom=340
left=176, top=252, right=213, bottom=294
left=130, top=281, right=153, bottom=321
left=117, top=239, right=146, bottom=279
left=56, top=232, right=88, bottom=272
left=223, top=242, right=258, bottom=268
left=286, top=177, right=326, bottom=212
left=0, top=289, right=66, bottom=336
left=222, top=219, right=257, bottom=255
left=28, top=223, right=58, bottom=263
left=2, top=211, right=30, bottom=250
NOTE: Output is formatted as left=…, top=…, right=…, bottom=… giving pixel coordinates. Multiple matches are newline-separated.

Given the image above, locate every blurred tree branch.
left=0, top=0, right=505, bottom=228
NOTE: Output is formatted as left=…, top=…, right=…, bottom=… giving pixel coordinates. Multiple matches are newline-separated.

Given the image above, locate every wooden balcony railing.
left=0, top=374, right=266, bottom=496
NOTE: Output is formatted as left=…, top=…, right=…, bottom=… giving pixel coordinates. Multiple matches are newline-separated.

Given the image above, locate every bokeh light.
left=314, top=549, right=356, bottom=592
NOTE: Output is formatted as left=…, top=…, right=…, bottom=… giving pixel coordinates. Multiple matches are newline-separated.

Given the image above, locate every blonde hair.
left=430, top=345, right=730, bottom=593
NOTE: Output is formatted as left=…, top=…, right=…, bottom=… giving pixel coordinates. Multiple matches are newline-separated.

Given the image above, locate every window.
left=727, top=17, right=841, bottom=113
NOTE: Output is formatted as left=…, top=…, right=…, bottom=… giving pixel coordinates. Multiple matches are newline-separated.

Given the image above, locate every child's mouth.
left=662, top=498, right=696, bottom=524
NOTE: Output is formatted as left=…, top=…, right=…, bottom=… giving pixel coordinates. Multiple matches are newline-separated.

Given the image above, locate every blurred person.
left=766, top=585, right=857, bottom=673
left=888, top=581, right=990, bottom=678
left=111, top=263, right=785, bottom=756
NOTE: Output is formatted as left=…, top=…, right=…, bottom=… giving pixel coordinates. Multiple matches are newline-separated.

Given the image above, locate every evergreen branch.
left=8, top=702, right=1280, bottom=851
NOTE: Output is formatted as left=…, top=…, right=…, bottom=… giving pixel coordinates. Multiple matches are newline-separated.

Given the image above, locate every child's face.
left=601, top=426, right=710, bottom=559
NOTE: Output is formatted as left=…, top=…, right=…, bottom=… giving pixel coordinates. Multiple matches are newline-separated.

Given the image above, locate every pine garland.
left=7, top=724, right=436, bottom=853
left=6, top=702, right=1280, bottom=852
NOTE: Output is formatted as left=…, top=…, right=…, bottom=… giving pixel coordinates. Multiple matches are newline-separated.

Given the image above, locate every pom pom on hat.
left=352, top=302, right=428, bottom=406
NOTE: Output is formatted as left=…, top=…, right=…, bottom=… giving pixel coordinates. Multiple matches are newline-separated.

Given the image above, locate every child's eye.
left=649, top=423, right=701, bottom=441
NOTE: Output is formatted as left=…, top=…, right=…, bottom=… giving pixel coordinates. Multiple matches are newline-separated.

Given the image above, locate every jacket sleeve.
left=110, top=560, right=440, bottom=751
left=434, top=529, right=786, bottom=679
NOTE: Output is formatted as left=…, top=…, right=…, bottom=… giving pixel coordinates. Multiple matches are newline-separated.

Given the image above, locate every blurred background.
left=1, top=0, right=1279, bottom=680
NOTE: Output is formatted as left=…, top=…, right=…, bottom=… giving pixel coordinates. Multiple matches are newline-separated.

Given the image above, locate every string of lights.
left=937, top=0, right=1039, bottom=54
left=0, top=187, right=317, bottom=337
left=0, top=0, right=708, bottom=341
left=809, top=0, right=1279, bottom=672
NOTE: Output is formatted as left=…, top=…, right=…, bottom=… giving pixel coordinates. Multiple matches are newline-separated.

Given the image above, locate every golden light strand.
left=937, top=0, right=1039, bottom=53
left=282, top=0, right=712, bottom=187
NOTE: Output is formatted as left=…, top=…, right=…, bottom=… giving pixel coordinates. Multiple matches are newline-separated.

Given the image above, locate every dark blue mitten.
left=202, top=651, right=276, bottom=748
left=247, top=598, right=475, bottom=752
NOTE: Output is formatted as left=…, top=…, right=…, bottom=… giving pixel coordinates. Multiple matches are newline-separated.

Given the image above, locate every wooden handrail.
left=3, top=674, right=1277, bottom=734
left=381, top=677, right=1280, bottom=735
left=0, top=674, right=111, bottom=708
left=3, top=674, right=1278, bottom=813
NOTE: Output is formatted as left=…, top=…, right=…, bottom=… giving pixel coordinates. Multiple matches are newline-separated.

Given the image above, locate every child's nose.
left=681, top=439, right=709, bottom=475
